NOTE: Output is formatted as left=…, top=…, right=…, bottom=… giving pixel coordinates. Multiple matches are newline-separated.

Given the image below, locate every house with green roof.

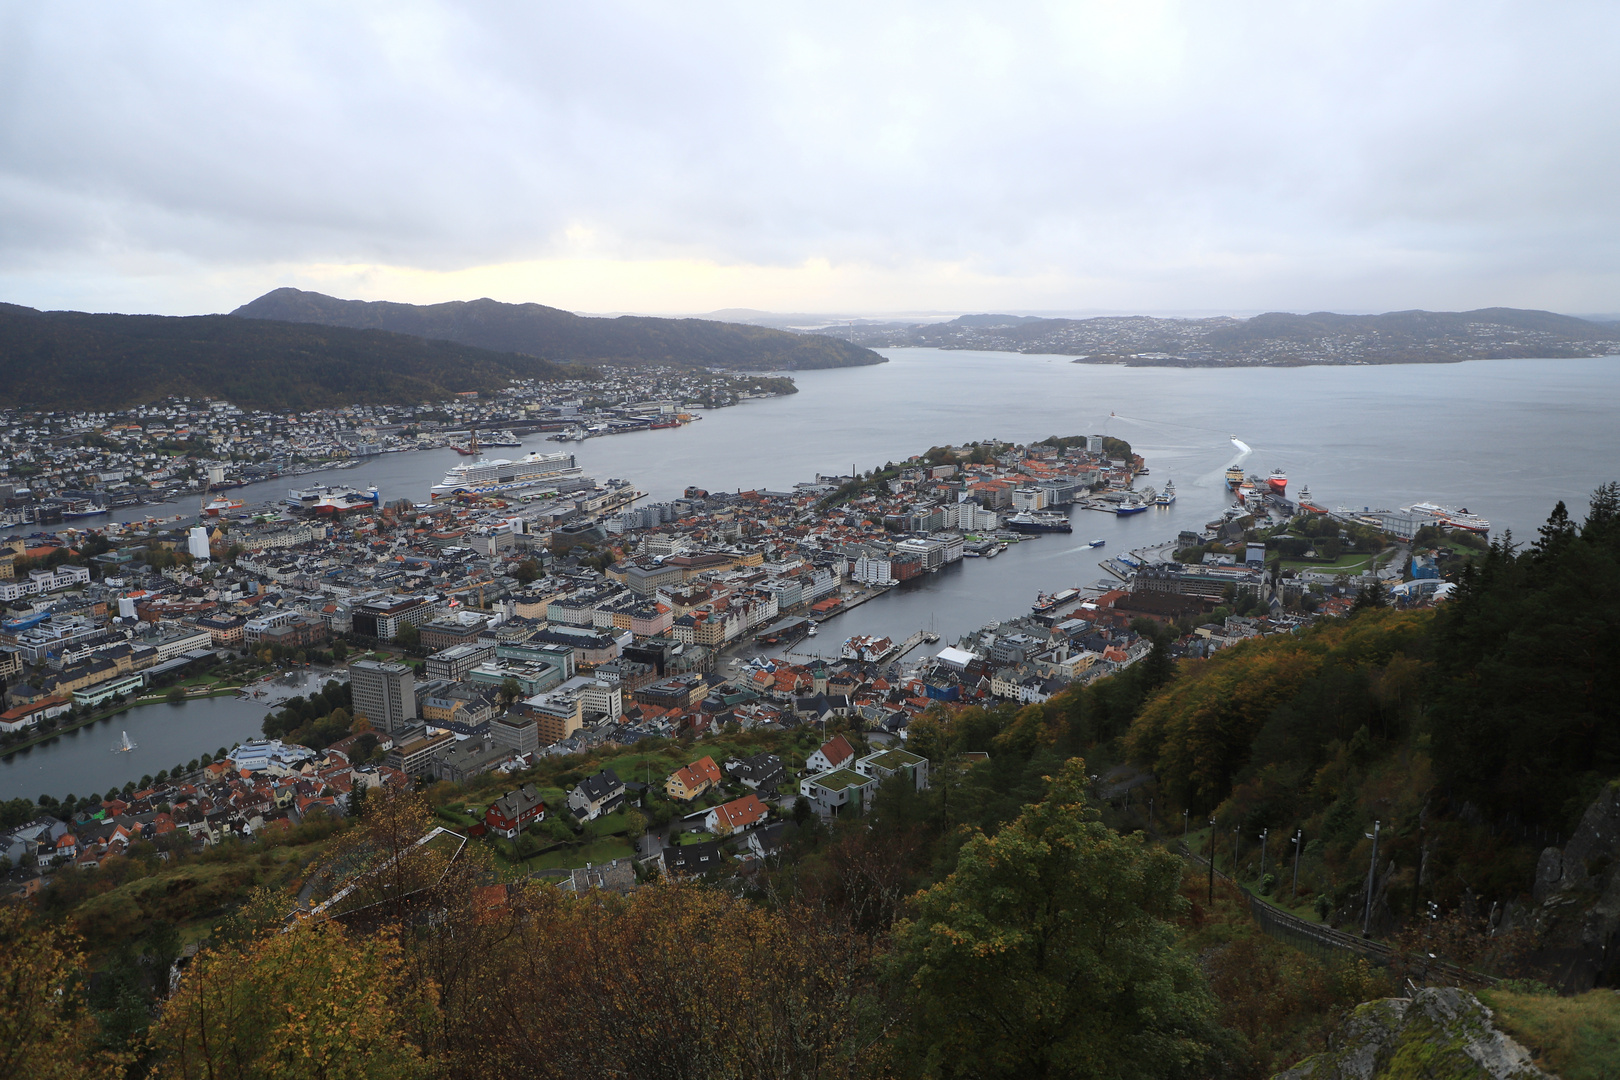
left=855, top=746, right=930, bottom=791
left=798, top=766, right=879, bottom=815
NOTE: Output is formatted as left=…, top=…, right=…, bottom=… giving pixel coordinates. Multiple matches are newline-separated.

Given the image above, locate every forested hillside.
left=233, top=288, right=887, bottom=370
left=1118, top=484, right=1620, bottom=926
left=0, top=303, right=598, bottom=410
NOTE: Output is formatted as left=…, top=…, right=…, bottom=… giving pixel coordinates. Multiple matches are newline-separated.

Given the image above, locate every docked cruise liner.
left=430, top=451, right=582, bottom=499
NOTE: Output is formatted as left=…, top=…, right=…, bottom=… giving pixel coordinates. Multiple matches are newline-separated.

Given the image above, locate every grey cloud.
left=2, top=1, right=1619, bottom=312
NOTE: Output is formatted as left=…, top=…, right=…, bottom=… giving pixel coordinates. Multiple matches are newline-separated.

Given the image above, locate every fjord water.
left=48, top=349, right=1619, bottom=798
left=157, top=348, right=1620, bottom=536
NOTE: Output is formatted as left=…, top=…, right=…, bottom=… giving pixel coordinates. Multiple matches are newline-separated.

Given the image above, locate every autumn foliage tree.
left=0, top=905, right=124, bottom=1080
left=420, top=880, right=891, bottom=1080
left=148, top=909, right=435, bottom=1079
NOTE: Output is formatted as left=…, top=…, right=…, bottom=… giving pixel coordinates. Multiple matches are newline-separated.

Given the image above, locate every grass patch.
left=1480, top=988, right=1620, bottom=1080
left=435, top=806, right=478, bottom=828
left=67, top=856, right=301, bottom=944
left=675, top=830, right=713, bottom=846
left=525, top=838, right=635, bottom=872
left=581, top=813, right=635, bottom=839
left=1279, top=553, right=1376, bottom=573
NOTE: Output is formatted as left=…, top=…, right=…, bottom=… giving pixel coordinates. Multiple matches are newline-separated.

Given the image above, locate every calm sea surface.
left=41, top=350, right=1620, bottom=798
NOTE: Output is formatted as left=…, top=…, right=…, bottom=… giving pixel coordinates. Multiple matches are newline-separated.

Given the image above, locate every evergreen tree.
left=891, top=759, right=1228, bottom=1079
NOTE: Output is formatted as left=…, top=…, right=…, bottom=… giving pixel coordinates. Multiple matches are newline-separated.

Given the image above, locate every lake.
left=0, top=669, right=340, bottom=803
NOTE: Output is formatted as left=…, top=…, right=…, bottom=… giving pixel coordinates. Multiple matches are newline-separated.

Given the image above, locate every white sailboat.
left=112, top=730, right=136, bottom=753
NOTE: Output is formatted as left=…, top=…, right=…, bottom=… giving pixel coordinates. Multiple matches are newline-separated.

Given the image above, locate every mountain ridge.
left=232, top=288, right=886, bottom=370
left=0, top=302, right=597, bottom=411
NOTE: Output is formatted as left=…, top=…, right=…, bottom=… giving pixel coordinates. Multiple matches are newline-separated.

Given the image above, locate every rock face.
left=1273, top=988, right=1550, bottom=1080
left=1534, top=782, right=1620, bottom=902
left=1521, top=781, right=1620, bottom=990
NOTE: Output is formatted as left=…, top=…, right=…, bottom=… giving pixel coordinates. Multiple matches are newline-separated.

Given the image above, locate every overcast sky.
left=3, top=2, right=1618, bottom=318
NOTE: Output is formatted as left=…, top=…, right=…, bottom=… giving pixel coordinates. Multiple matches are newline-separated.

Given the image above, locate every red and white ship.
left=202, top=495, right=245, bottom=516
left=1266, top=469, right=1288, bottom=496
left=287, top=484, right=381, bottom=515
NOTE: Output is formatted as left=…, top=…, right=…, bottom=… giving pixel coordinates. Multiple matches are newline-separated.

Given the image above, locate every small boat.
left=112, top=731, right=136, bottom=753
left=1157, top=480, right=1177, bottom=506
left=1115, top=496, right=1149, bottom=516
left=806, top=625, right=818, bottom=637
left=1088, top=539, right=1106, bottom=548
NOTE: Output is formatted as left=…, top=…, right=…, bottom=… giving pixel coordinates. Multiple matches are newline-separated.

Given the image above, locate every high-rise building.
left=348, top=659, right=416, bottom=735
left=187, top=527, right=212, bottom=562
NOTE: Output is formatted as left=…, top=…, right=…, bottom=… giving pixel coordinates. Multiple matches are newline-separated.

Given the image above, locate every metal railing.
left=1179, top=843, right=1496, bottom=989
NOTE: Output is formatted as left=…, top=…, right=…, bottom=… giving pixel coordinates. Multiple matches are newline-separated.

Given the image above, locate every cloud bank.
left=3, top=1, right=1618, bottom=315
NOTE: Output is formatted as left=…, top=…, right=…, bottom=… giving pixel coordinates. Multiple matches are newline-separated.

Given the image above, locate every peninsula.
left=813, top=307, right=1620, bottom=366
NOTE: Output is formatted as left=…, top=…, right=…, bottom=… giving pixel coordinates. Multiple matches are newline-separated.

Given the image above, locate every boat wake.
left=1230, top=437, right=1252, bottom=455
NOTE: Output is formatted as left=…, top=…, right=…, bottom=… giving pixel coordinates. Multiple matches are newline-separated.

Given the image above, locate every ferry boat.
left=480, top=430, right=523, bottom=447
left=430, top=451, right=581, bottom=499
left=287, top=484, right=381, bottom=515
left=1115, top=496, right=1150, bottom=516
left=1405, top=502, right=1491, bottom=535
left=1005, top=511, right=1073, bottom=534
left=1088, top=538, right=1106, bottom=548
left=1225, top=465, right=1246, bottom=488
left=1156, top=480, right=1176, bottom=506
left=1267, top=469, right=1288, bottom=496
left=202, top=495, right=246, bottom=516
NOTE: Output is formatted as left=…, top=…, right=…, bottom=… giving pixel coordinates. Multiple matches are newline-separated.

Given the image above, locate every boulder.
left=1273, top=987, right=1549, bottom=1080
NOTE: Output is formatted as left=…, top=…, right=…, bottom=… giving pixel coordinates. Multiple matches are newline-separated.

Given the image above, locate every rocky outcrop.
left=1273, top=988, right=1551, bottom=1079
left=1533, top=782, right=1620, bottom=902
left=1518, top=781, right=1620, bottom=991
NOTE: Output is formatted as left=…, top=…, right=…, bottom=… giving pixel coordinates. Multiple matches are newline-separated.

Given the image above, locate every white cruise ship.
left=430, top=451, right=581, bottom=499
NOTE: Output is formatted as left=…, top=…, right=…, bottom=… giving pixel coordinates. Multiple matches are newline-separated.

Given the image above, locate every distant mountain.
left=946, top=313, right=1049, bottom=328
left=0, top=303, right=597, bottom=411
left=233, top=288, right=886, bottom=370
left=815, top=307, right=1620, bottom=366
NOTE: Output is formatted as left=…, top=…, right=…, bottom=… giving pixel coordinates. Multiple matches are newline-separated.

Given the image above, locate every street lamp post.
left=1232, top=826, right=1241, bottom=880
left=1258, top=827, right=1269, bottom=884
left=1291, top=829, right=1303, bottom=901
left=1183, top=809, right=1190, bottom=840
left=1207, top=818, right=1216, bottom=906
left=1362, top=820, right=1382, bottom=937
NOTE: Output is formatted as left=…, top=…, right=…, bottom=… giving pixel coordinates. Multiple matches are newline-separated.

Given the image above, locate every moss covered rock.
left=1274, top=988, right=1551, bottom=1080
